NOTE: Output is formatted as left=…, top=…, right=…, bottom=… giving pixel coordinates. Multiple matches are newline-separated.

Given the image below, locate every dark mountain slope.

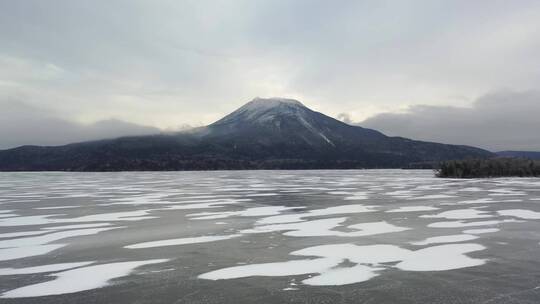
left=0, top=97, right=493, bottom=171
left=496, top=151, right=540, bottom=160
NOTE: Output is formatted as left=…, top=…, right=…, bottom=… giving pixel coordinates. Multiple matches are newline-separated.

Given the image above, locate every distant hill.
left=496, top=151, right=540, bottom=160
left=0, top=97, right=493, bottom=171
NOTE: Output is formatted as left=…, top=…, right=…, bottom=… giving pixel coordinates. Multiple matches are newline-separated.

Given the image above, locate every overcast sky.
left=1, top=0, right=540, bottom=150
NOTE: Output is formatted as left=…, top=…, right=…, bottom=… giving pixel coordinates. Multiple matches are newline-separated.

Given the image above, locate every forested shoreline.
left=436, top=158, right=540, bottom=178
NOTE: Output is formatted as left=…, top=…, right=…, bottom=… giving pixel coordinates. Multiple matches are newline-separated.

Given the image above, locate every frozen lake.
left=0, top=170, right=539, bottom=303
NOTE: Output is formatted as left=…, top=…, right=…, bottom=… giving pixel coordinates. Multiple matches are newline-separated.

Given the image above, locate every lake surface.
left=0, top=170, right=539, bottom=303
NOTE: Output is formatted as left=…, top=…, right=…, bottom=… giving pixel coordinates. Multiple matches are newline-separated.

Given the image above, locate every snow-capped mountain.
left=0, top=98, right=493, bottom=171
left=215, top=97, right=307, bottom=125
left=200, top=97, right=384, bottom=147
left=208, top=97, right=340, bottom=144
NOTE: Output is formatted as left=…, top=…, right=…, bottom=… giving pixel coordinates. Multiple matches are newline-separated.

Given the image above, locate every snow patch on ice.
left=410, top=194, right=457, bottom=200
left=199, top=243, right=486, bottom=286
left=421, top=209, right=493, bottom=220
left=428, top=219, right=519, bottom=228
left=243, top=218, right=409, bottom=237
left=0, top=230, right=48, bottom=239
left=411, top=234, right=478, bottom=245
left=497, top=209, right=540, bottom=219
left=302, top=264, right=382, bottom=286
left=125, top=234, right=241, bottom=249
left=35, top=206, right=80, bottom=210
left=386, top=206, right=439, bottom=213
left=0, top=227, right=118, bottom=249
left=0, top=262, right=94, bottom=275
left=187, top=206, right=303, bottom=220
left=463, top=228, right=500, bottom=234
left=343, top=192, right=369, bottom=200
left=396, top=244, right=485, bottom=271
left=0, top=244, right=64, bottom=261
left=1, top=259, right=169, bottom=298
left=256, top=204, right=378, bottom=225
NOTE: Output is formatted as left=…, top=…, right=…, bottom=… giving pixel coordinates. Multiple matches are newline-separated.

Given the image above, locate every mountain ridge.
left=0, top=97, right=493, bottom=171
left=496, top=150, right=540, bottom=160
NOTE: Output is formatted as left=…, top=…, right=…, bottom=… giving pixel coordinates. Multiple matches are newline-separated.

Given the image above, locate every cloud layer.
left=0, top=100, right=159, bottom=149
left=1, top=1, right=540, bottom=150
left=361, top=90, right=540, bottom=151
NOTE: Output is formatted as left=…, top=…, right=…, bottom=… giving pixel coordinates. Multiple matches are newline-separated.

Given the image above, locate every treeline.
left=436, top=158, right=540, bottom=178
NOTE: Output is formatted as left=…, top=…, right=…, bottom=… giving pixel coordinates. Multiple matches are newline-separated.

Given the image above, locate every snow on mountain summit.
left=204, top=97, right=352, bottom=147
left=212, top=97, right=309, bottom=126
left=246, top=97, right=304, bottom=108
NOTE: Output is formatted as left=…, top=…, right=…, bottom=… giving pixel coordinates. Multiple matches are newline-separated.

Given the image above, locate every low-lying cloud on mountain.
left=0, top=100, right=160, bottom=149
left=360, top=90, right=540, bottom=152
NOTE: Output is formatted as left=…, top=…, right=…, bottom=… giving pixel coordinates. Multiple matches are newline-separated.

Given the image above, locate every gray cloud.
left=0, top=100, right=160, bottom=149
left=360, top=90, right=540, bottom=151
left=336, top=113, right=353, bottom=124
left=0, top=1, right=539, bottom=149
left=1, top=1, right=540, bottom=124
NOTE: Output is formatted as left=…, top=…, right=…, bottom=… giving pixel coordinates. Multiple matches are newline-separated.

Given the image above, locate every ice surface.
left=0, top=230, right=48, bottom=238
left=428, top=219, right=518, bottom=228
left=302, top=264, right=382, bottom=286
left=35, top=206, right=81, bottom=210
left=463, top=228, right=500, bottom=234
left=64, top=210, right=157, bottom=222
left=497, top=209, right=540, bottom=219
left=0, top=227, right=117, bottom=248
left=488, top=189, right=526, bottom=196
left=125, top=234, right=241, bottom=249
left=1, top=259, right=169, bottom=298
left=0, top=244, right=64, bottom=261
left=0, top=227, right=118, bottom=261
left=200, top=242, right=487, bottom=285
left=198, top=257, right=341, bottom=280
left=412, top=194, right=457, bottom=200
left=421, top=209, right=493, bottom=220
left=456, top=198, right=503, bottom=205
left=411, top=234, right=478, bottom=245
left=187, top=206, right=303, bottom=220
left=0, top=210, right=155, bottom=227
left=0, top=262, right=94, bottom=275
left=0, top=214, right=65, bottom=227
left=243, top=217, right=347, bottom=237
left=396, top=244, right=486, bottom=271
left=243, top=218, right=409, bottom=237
left=256, top=204, right=378, bottom=225
left=346, top=221, right=411, bottom=236
left=43, top=223, right=113, bottom=230
left=291, top=244, right=412, bottom=263
left=166, top=199, right=251, bottom=210
left=343, top=191, right=369, bottom=200
left=244, top=193, right=278, bottom=197
left=386, top=206, right=439, bottom=213
left=1, top=170, right=537, bottom=294
left=458, top=187, right=484, bottom=192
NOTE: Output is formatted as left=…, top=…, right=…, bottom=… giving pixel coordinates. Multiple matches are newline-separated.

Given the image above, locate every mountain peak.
left=205, top=97, right=359, bottom=148
left=239, top=97, right=305, bottom=114
left=211, top=97, right=309, bottom=127
left=247, top=97, right=304, bottom=108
